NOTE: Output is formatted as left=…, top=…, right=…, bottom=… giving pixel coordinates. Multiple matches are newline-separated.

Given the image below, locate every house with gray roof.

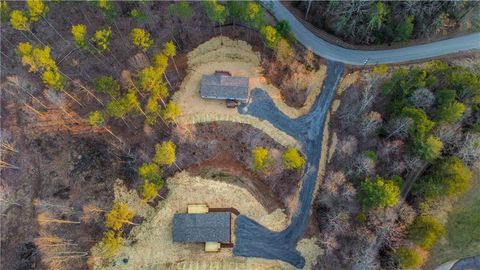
left=200, top=73, right=250, bottom=103
left=172, top=213, right=231, bottom=243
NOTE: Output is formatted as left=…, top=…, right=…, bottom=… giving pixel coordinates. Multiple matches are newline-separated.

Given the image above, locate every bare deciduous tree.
left=326, top=209, right=351, bottom=234
left=37, top=212, right=81, bottom=227
left=337, top=135, right=358, bottom=158
left=81, top=203, right=104, bottom=223
left=397, top=204, right=416, bottom=226
left=343, top=228, right=379, bottom=270
left=338, top=88, right=362, bottom=127
left=378, top=139, right=404, bottom=165
left=360, top=111, right=382, bottom=137
left=33, top=199, right=76, bottom=215
left=384, top=117, right=412, bottom=139
left=341, top=182, right=357, bottom=202
left=35, top=233, right=87, bottom=270
left=409, top=88, right=435, bottom=109
left=352, top=154, right=376, bottom=177
left=456, top=132, right=480, bottom=167
left=359, top=86, right=377, bottom=114
left=404, top=154, right=422, bottom=172
left=323, top=171, right=347, bottom=196
left=434, top=123, right=462, bottom=152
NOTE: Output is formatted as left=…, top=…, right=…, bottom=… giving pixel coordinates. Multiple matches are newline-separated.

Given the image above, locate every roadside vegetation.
left=318, top=59, right=479, bottom=269
left=292, top=1, right=480, bottom=45
left=426, top=170, right=480, bottom=267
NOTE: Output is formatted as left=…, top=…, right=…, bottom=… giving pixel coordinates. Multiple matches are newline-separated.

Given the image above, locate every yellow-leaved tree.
left=92, top=27, right=112, bottom=52
left=372, top=64, right=389, bottom=76
left=99, top=230, right=123, bottom=259
left=163, top=41, right=179, bottom=75
left=41, top=69, right=66, bottom=90
left=252, top=147, right=273, bottom=171
left=282, top=147, right=305, bottom=170
left=1, top=1, right=10, bottom=22
left=26, top=0, right=48, bottom=22
left=17, top=42, right=66, bottom=91
left=137, top=66, right=168, bottom=97
left=87, top=111, right=105, bottom=126
left=275, top=39, right=293, bottom=65
left=138, top=162, right=162, bottom=184
left=10, top=9, right=30, bottom=30
left=140, top=180, right=159, bottom=202
left=71, top=24, right=87, bottom=48
left=153, top=141, right=176, bottom=166
left=130, top=28, right=153, bottom=52
left=138, top=162, right=164, bottom=201
left=17, top=42, right=36, bottom=71
left=105, top=202, right=136, bottom=231
left=161, top=101, right=181, bottom=124
left=152, top=52, right=168, bottom=73
left=145, top=95, right=161, bottom=125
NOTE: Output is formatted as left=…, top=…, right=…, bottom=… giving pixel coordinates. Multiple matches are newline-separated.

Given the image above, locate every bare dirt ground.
left=0, top=127, right=130, bottom=270
left=93, top=171, right=290, bottom=269
left=174, top=36, right=326, bottom=121
left=96, top=172, right=322, bottom=270
left=174, top=122, right=303, bottom=215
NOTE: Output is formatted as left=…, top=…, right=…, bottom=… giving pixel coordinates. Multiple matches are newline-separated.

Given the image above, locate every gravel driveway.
left=234, top=61, right=344, bottom=268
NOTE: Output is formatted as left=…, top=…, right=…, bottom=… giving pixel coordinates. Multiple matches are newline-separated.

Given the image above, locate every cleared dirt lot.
left=94, top=171, right=289, bottom=269
left=174, top=122, right=303, bottom=215
left=173, top=36, right=326, bottom=123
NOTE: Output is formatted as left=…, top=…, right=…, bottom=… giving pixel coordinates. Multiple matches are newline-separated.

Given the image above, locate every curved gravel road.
left=234, top=61, right=344, bottom=268
left=262, top=1, right=480, bottom=65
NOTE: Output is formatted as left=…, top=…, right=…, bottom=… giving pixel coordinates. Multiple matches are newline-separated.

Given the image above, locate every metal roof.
left=200, top=75, right=249, bottom=102
left=172, top=213, right=231, bottom=243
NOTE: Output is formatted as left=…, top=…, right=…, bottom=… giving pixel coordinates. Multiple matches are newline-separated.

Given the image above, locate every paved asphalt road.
left=451, top=256, right=480, bottom=270
left=232, top=3, right=479, bottom=268
left=262, top=1, right=480, bottom=65
left=234, top=61, right=344, bottom=268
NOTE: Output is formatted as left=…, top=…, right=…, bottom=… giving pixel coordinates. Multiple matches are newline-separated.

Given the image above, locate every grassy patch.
left=427, top=170, right=480, bottom=266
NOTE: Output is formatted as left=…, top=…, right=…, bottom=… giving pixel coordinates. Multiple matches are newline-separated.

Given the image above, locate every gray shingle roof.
left=200, top=75, right=249, bottom=102
left=172, top=213, right=231, bottom=243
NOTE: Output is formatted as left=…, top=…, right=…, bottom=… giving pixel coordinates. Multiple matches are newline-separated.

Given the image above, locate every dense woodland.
left=319, top=61, right=480, bottom=269
left=292, top=0, right=480, bottom=45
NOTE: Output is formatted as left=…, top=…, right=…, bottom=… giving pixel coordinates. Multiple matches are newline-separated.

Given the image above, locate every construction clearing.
left=91, top=171, right=294, bottom=269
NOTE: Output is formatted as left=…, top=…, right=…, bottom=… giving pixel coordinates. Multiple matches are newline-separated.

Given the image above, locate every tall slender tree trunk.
left=41, top=15, right=68, bottom=43
left=163, top=73, right=172, bottom=93
left=306, top=0, right=312, bottom=20
left=170, top=56, right=180, bottom=77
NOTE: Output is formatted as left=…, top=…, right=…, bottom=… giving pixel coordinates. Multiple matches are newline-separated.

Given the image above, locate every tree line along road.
left=262, top=0, right=480, bottom=65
